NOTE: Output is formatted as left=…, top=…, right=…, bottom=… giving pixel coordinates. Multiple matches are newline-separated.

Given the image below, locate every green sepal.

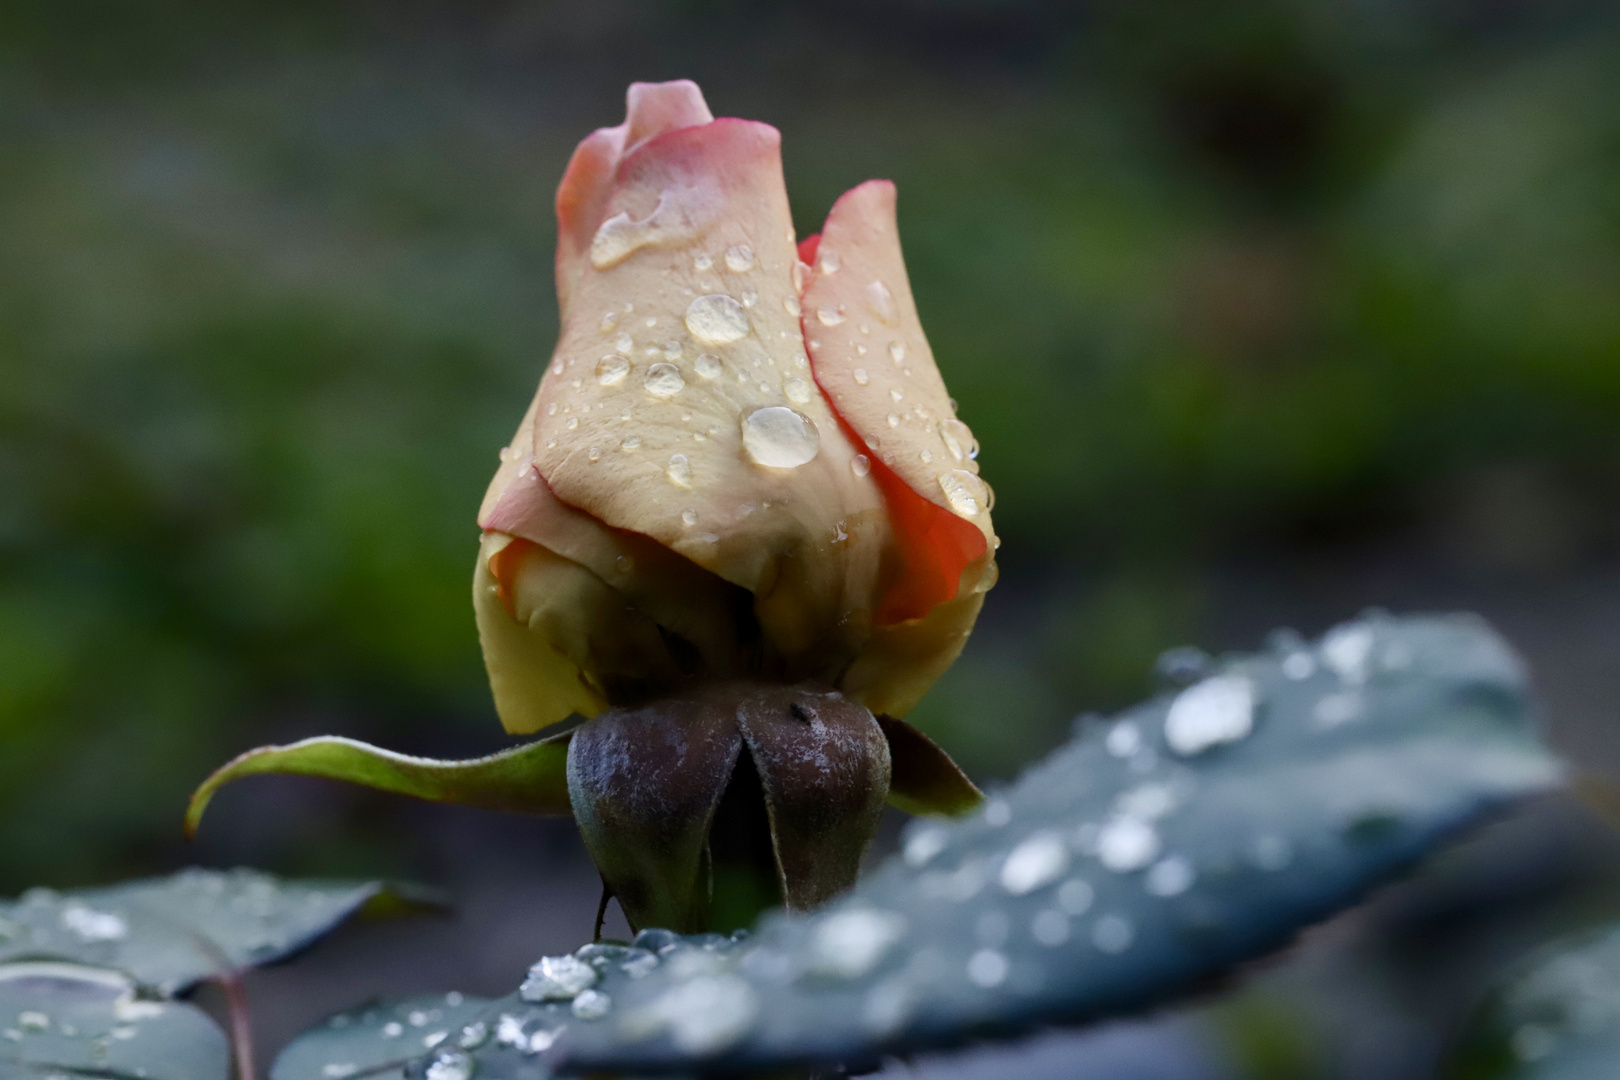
left=187, top=727, right=575, bottom=838
left=878, top=715, right=983, bottom=817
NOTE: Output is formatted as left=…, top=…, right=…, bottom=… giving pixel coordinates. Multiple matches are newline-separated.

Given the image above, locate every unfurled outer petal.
left=802, top=180, right=998, bottom=716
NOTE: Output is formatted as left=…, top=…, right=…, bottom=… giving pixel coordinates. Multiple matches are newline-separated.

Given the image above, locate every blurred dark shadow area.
left=3, top=1, right=1619, bottom=1075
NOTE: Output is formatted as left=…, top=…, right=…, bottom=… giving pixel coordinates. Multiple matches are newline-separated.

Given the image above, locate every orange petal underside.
left=797, top=233, right=821, bottom=267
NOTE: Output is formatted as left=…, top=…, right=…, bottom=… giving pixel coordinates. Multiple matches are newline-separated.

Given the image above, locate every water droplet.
left=571, top=989, right=612, bottom=1020
left=889, top=340, right=906, bottom=363
left=681, top=508, right=698, bottom=527
left=457, top=1021, right=488, bottom=1050
left=724, top=244, right=756, bottom=273
left=1145, top=856, right=1196, bottom=897
left=693, top=251, right=713, bottom=271
left=816, top=303, right=845, bottom=326
left=939, top=470, right=988, bottom=517
left=694, top=353, right=722, bottom=379
left=424, top=1052, right=474, bottom=1080
left=866, top=279, right=895, bottom=322
left=546, top=402, right=558, bottom=416
left=323, top=1065, right=358, bottom=1078
left=663, top=340, right=684, bottom=360
left=564, top=417, right=579, bottom=431
left=852, top=368, right=870, bottom=387
left=784, top=377, right=811, bottom=403
left=635, top=975, right=758, bottom=1054
left=920, top=449, right=933, bottom=463
left=1115, top=782, right=1179, bottom=821
left=1097, top=816, right=1161, bottom=872
left=1282, top=651, right=1316, bottom=679
left=613, top=332, right=634, bottom=354
left=1164, top=675, right=1256, bottom=756
left=1001, top=831, right=1070, bottom=895
left=382, top=1022, right=404, bottom=1038
left=587, top=446, right=602, bottom=462
left=1105, top=720, right=1142, bottom=757
left=966, top=949, right=1010, bottom=988
left=645, top=316, right=658, bottom=327
left=984, top=798, right=1013, bottom=827
left=685, top=294, right=749, bottom=345
left=902, top=824, right=947, bottom=867
left=851, top=454, right=872, bottom=478
left=792, top=260, right=812, bottom=292
left=741, top=286, right=758, bottom=307
left=666, top=454, right=693, bottom=487
left=1031, top=910, right=1070, bottom=947
left=594, top=354, right=630, bottom=387
left=938, top=418, right=975, bottom=463
left=17, top=1011, right=49, bottom=1032
left=783, top=295, right=801, bottom=317
left=807, top=909, right=907, bottom=978
left=1057, top=878, right=1095, bottom=917
left=889, top=388, right=904, bottom=404
left=742, top=406, right=820, bottom=468
left=620, top=435, right=641, bottom=451
left=1092, top=914, right=1135, bottom=954
left=1322, top=623, right=1375, bottom=684
left=643, top=363, right=685, bottom=398
left=61, top=905, right=127, bottom=942
left=818, top=248, right=842, bottom=274
left=599, top=310, right=620, bottom=333
left=520, top=955, right=598, bottom=1002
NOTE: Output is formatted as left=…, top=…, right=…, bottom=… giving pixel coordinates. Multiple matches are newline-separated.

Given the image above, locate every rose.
left=475, top=79, right=997, bottom=733
left=189, top=81, right=994, bottom=934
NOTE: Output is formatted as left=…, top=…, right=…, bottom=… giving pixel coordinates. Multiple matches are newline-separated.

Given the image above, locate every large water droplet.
left=643, top=363, right=685, bottom=398
left=1322, top=623, right=1375, bottom=684
left=939, top=418, right=977, bottom=462
left=666, top=454, right=693, bottom=488
left=694, top=353, right=723, bottom=379
left=724, top=244, right=756, bottom=273
left=851, top=454, right=872, bottom=478
left=866, top=279, right=895, bottom=322
left=742, top=406, right=820, bottom=468
left=816, top=303, right=846, bottom=326
left=783, top=377, right=811, bottom=403
left=1096, top=816, right=1161, bottom=872
left=1001, top=831, right=1070, bottom=895
left=520, top=954, right=597, bottom=1002
left=939, top=470, right=988, bottom=517
left=685, top=294, right=749, bottom=345
left=1164, top=674, right=1256, bottom=756
left=807, top=909, right=906, bottom=978
left=61, top=905, right=128, bottom=942
left=596, top=354, right=630, bottom=386
left=571, top=989, right=612, bottom=1020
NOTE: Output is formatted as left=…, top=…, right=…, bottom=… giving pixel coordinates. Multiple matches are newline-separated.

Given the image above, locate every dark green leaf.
left=1443, top=922, right=1620, bottom=1080
left=0, top=869, right=434, bottom=995
left=325, top=613, right=1558, bottom=1076
left=0, top=961, right=228, bottom=1079
left=187, top=731, right=574, bottom=838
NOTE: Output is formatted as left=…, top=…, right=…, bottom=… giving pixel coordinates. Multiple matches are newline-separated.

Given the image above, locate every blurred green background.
left=5, top=1, right=1620, bottom=1074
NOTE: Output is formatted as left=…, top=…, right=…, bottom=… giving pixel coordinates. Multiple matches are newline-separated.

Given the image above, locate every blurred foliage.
left=1, top=0, right=1619, bottom=892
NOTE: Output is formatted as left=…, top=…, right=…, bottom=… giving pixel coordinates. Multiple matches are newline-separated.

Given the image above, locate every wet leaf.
left=0, top=961, right=228, bottom=1079
left=1443, top=922, right=1620, bottom=1080
left=187, top=729, right=575, bottom=838
left=300, top=613, right=1558, bottom=1076
left=0, top=869, right=434, bottom=996
left=268, top=992, right=495, bottom=1080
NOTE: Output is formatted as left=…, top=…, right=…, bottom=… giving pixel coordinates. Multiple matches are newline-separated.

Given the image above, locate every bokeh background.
left=4, top=0, right=1620, bottom=1075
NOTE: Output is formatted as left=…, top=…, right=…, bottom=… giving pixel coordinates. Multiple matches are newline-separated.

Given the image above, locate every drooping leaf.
left=0, top=869, right=435, bottom=996
left=268, top=992, right=495, bottom=1080
left=187, top=729, right=575, bottom=839
left=300, top=613, right=1560, bottom=1077
left=1443, top=922, right=1620, bottom=1080
left=0, top=961, right=228, bottom=1079
left=878, top=716, right=983, bottom=817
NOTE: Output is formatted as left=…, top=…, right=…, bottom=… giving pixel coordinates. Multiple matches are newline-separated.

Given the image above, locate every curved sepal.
left=878, top=715, right=983, bottom=817
left=186, top=728, right=576, bottom=838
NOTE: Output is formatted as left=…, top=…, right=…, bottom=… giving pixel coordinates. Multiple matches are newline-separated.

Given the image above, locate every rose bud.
left=188, top=80, right=992, bottom=934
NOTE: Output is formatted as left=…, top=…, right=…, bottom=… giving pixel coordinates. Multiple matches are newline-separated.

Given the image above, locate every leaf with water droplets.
left=0, top=962, right=229, bottom=1079
left=1443, top=921, right=1620, bottom=1080
left=269, top=992, right=494, bottom=1080
left=0, top=869, right=438, bottom=996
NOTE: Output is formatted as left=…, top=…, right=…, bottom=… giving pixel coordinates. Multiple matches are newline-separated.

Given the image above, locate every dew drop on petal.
left=587, top=446, right=602, bottom=462
left=889, top=340, right=906, bottom=363
left=851, top=454, right=872, bottom=478
left=596, top=354, right=630, bottom=386
left=681, top=508, right=698, bottom=527
left=620, top=435, right=642, bottom=452
left=939, top=418, right=977, bottom=462
left=614, top=332, right=634, bottom=354
left=694, top=353, right=723, bottom=379
left=684, top=294, right=749, bottom=345
left=887, top=412, right=900, bottom=428
left=783, top=295, right=801, bottom=317
left=742, top=406, right=820, bottom=468
left=792, top=260, right=812, bottom=292
left=939, top=470, right=989, bottom=517
left=565, top=417, right=579, bottom=431
left=866, top=279, right=895, bottom=322
left=783, top=377, right=811, bottom=404
left=663, top=340, right=683, bottom=360
left=599, top=310, right=620, bottom=333
left=666, top=454, right=693, bottom=488
left=816, top=303, right=845, bottom=327
left=693, top=251, right=713, bottom=271
left=724, top=244, right=756, bottom=273
left=643, top=363, right=686, bottom=398
left=853, top=368, right=869, bottom=386
left=818, top=248, right=841, bottom=274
